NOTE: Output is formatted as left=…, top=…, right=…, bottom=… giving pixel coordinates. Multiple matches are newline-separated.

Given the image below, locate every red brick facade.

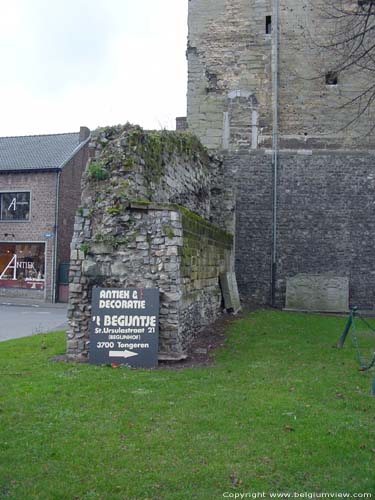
left=0, top=172, right=57, bottom=300
left=0, top=130, right=89, bottom=302
left=56, top=142, right=89, bottom=301
left=58, top=143, right=89, bottom=266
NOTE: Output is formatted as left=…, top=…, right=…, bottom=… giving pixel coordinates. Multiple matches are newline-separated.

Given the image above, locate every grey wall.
left=232, top=150, right=375, bottom=308
left=187, top=0, right=273, bottom=150
left=187, top=0, right=375, bottom=151
left=188, top=0, right=375, bottom=311
left=67, top=204, right=232, bottom=360
left=66, top=125, right=234, bottom=361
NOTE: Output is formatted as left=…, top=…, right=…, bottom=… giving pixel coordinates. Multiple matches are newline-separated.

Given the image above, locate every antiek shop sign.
left=89, top=287, right=159, bottom=368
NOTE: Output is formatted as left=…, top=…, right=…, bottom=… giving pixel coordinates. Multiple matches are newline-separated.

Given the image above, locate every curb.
left=0, top=301, right=67, bottom=310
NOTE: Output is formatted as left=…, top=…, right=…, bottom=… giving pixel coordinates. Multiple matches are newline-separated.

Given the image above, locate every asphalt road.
left=0, top=304, right=68, bottom=341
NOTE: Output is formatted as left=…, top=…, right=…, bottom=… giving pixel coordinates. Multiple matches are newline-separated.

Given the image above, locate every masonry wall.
left=187, top=0, right=375, bottom=311
left=277, top=0, right=375, bottom=150
left=0, top=171, right=58, bottom=301
left=66, top=125, right=234, bottom=361
left=232, top=151, right=375, bottom=308
left=86, top=125, right=211, bottom=220
left=188, top=0, right=375, bottom=151
left=179, top=207, right=232, bottom=351
left=227, top=152, right=273, bottom=305
left=67, top=203, right=232, bottom=359
left=188, top=0, right=273, bottom=150
left=57, top=143, right=90, bottom=266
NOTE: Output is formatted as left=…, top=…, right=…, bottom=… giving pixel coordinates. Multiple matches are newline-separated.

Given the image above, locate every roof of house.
left=0, top=132, right=89, bottom=172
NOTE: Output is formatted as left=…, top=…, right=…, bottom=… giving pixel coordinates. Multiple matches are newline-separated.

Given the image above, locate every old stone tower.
left=187, top=0, right=375, bottom=308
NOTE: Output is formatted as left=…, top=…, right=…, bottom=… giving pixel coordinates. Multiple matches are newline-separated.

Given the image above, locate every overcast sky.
left=0, top=0, right=188, bottom=137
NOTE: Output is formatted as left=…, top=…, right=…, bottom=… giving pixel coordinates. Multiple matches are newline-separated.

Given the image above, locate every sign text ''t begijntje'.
left=89, top=287, right=159, bottom=368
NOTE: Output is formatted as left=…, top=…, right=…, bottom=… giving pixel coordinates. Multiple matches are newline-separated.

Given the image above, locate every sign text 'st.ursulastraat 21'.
left=89, top=288, right=159, bottom=368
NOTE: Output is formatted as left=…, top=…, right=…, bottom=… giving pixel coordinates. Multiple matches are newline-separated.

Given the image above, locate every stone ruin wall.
left=66, top=125, right=234, bottom=361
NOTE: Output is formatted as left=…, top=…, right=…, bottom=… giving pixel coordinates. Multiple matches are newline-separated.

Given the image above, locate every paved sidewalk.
left=0, top=300, right=68, bottom=341
left=0, top=296, right=67, bottom=309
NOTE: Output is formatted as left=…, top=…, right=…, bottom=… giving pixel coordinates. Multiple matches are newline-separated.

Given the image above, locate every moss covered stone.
left=179, top=206, right=233, bottom=248
left=87, top=161, right=110, bottom=181
left=67, top=122, right=234, bottom=361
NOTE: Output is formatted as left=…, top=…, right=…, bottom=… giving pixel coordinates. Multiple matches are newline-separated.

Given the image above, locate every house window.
left=266, top=16, right=272, bottom=35
left=0, top=192, right=30, bottom=221
left=0, top=242, right=45, bottom=290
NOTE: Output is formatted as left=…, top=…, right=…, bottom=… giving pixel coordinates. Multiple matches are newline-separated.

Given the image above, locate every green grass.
left=0, top=311, right=374, bottom=499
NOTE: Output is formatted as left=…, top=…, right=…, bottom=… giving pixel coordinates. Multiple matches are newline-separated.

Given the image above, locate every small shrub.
left=163, top=225, right=175, bottom=239
left=123, top=157, right=135, bottom=170
left=80, top=243, right=90, bottom=256
left=107, top=207, right=121, bottom=216
left=88, top=161, right=110, bottom=181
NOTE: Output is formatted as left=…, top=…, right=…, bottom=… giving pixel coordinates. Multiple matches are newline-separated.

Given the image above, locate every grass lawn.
left=0, top=310, right=374, bottom=499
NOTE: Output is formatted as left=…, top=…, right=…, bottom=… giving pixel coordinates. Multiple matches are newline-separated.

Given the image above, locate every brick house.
left=0, top=127, right=90, bottom=302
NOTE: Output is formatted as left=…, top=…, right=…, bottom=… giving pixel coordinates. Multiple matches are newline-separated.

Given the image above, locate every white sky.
left=0, top=0, right=188, bottom=137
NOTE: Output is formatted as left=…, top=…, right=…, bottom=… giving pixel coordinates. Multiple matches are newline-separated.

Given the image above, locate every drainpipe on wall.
left=271, top=0, right=279, bottom=307
left=52, top=171, right=61, bottom=303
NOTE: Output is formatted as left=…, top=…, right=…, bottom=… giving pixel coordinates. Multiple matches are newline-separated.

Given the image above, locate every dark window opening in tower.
left=266, top=16, right=272, bottom=35
left=325, top=71, right=338, bottom=86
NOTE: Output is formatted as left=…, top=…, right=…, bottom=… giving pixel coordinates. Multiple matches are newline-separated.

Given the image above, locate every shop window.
left=0, top=242, right=45, bottom=290
left=0, top=192, right=30, bottom=221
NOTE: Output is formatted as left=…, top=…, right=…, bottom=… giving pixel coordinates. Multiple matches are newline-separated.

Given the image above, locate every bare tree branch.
left=309, top=0, right=375, bottom=133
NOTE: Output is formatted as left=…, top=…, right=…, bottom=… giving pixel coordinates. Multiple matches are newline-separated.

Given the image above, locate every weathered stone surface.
left=66, top=124, right=235, bottom=361
left=232, top=150, right=375, bottom=308
left=187, top=0, right=375, bottom=151
left=69, top=283, right=82, bottom=293
left=220, top=272, right=241, bottom=313
left=187, top=0, right=375, bottom=312
left=82, top=260, right=97, bottom=277
left=285, top=274, right=349, bottom=313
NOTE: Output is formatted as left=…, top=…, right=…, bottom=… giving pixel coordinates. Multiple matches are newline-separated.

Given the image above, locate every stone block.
left=82, top=259, right=98, bottom=277
left=69, top=283, right=82, bottom=293
left=285, top=274, right=349, bottom=313
left=220, top=272, right=241, bottom=313
left=91, top=243, right=112, bottom=254
left=67, top=340, right=78, bottom=350
left=137, top=242, right=150, bottom=250
left=170, top=211, right=180, bottom=221
left=163, top=291, right=182, bottom=303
